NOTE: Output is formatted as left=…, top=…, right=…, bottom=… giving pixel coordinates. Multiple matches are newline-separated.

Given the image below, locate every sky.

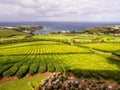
left=0, top=0, right=120, bottom=22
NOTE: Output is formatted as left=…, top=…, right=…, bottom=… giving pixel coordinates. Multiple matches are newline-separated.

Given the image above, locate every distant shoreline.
left=0, top=22, right=120, bottom=34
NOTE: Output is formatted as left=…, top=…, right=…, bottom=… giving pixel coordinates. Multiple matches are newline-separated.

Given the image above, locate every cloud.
left=0, top=0, right=120, bottom=21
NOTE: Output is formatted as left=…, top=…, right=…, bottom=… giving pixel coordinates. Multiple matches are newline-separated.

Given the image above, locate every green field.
left=0, top=29, right=25, bottom=38
left=32, top=34, right=72, bottom=40
left=0, top=76, right=46, bottom=90
left=80, top=43, right=120, bottom=52
left=1, top=28, right=120, bottom=90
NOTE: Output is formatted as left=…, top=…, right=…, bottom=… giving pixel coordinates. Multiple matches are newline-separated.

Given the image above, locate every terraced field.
left=0, top=41, right=120, bottom=80
left=0, top=41, right=90, bottom=78
left=80, top=43, right=120, bottom=52
left=0, top=41, right=90, bottom=55
left=32, top=34, right=72, bottom=40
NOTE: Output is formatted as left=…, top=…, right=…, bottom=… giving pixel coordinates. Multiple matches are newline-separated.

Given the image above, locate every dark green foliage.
left=29, top=64, right=39, bottom=75
left=0, top=65, right=12, bottom=74
left=113, top=51, right=120, bottom=56
left=16, top=65, right=29, bottom=78
left=71, top=69, right=120, bottom=80
left=3, top=62, right=23, bottom=77
left=38, top=58, right=47, bottom=73
left=38, top=64, right=46, bottom=73
left=3, top=66, right=18, bottom=77
left=47, top=63, right=55, bottom=72
left=54, top=63, right=63, bottom=72
left=16, top=60, right=32, bottom=78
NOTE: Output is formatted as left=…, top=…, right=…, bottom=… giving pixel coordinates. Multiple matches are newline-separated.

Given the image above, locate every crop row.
left=1, top=53, right=120, bottom=80
left=0, top=42, right=90, bottom=56
left=71, top=69, right=120, bottom=80
left=0, top=41, right=120, bottom=80
left=79, top=43, right=120, bottom=52
left=0, top=41, right=60, bottom=49
left=0, top=54, right=68, bottom=78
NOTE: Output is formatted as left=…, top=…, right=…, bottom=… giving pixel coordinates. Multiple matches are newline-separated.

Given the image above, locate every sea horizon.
left=1, top=21, right=120, bottom=34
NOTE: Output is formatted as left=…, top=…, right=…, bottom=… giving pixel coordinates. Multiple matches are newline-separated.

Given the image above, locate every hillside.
left=78, top=25, right=120, bottom=35
left=0, top=28, right=26, bottom=38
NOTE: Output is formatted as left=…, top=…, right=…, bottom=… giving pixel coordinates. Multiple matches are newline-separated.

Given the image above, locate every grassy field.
left=0, top=29, right=25, bottom=38
left=0, top=28, right=27, bottom=44
left=0, top=76, right=46, bottom=90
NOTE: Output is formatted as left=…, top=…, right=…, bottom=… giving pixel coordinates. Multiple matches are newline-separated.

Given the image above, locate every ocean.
left=0, top=21, right=120, bottom=34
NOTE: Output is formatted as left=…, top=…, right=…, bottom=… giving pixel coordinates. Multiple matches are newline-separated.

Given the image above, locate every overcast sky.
left=0, top=0, right=120, bottom=22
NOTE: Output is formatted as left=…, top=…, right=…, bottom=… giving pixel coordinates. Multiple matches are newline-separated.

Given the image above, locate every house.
left=61, top=31, right=70, bottom=33
left=22, top=30, right=31, bottom=33
left=5, top=26, right=16, bottom=29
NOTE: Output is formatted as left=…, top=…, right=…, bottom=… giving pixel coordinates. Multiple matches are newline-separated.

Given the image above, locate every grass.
left=32, top=34, right=72, bottom=40
left=101, top=34, right=120, bottom=42
left=80, top=43, right=120, bottom=52
left=0, top=36, right=26, bottom=42
left=0, top=41, right=90, bottom=56
left=0, top=29, right=25, bottom=38
left=0, top=76, right=46, bottom=90
left=57, top=54, right=120, bottom=71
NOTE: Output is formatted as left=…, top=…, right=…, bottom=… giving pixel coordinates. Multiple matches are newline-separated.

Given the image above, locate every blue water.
left=0, top=21, right=120, bottom=34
